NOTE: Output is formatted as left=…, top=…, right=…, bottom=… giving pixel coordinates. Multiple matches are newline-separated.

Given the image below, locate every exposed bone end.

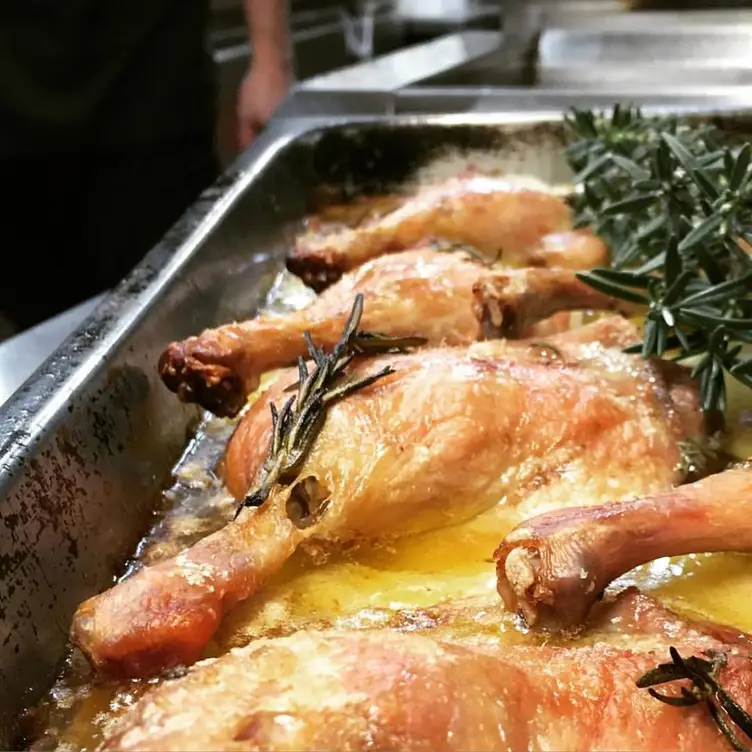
left=159, top=341, right=250, bottom=419
left=498, top=546, right=543, bottom=627
left=495, top=525, right=603, bottom=633
left=286, top=250, right=347, bottom=292
left=472, top=275, right=520, bottom=339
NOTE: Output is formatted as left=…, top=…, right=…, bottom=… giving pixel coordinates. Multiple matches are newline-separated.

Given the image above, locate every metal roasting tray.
left=3, top=103, right=752, bottom=747
left=537, top=27, right=752, bottom=88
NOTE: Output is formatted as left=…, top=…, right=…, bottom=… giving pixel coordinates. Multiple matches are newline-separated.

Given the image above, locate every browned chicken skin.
left=532, top=228, right=609, bottom=269
left=101, top=589, right=752, bottom=752
left=72, top=318, right=702, bottom=679
left=495, top=462, right=752, bottom=632
left=287, top=174, right=604, bottom=290
left=159, top=248, right=626, bottom=417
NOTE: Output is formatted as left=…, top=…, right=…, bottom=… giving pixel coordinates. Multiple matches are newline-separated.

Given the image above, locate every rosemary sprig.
left=235, top=294, right=426, bottom=518
left=565, top=104, right=752, bottom=413
left=637, top=647, right=752, bottom=750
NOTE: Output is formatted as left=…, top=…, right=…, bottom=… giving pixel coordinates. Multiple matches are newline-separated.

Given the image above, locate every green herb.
left=235, top=294, right=426, bottom=517
left=637, top=647, right=752, bottom=750
left=565, top=104, right=752, bottom=413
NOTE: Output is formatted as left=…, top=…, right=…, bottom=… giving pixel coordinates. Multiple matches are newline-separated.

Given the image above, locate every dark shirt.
left=0, top=0, right=216, bottom=156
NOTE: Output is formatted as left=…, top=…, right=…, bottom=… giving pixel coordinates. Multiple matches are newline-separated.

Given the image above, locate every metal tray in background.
left=393, top=86, right=752, bottom=115
left=3, top=106, right=752, bottom=747
left=548, top=8, right=752, bottom=30
left=537, top=26, right=752, bottom=88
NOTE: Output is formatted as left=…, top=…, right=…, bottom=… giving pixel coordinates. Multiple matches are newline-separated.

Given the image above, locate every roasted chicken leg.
left=102, top=589, right=752, bottom=752
left=159, top=247, right=626, bottom=417
left=288, top=174, right=605, bottom=290
left=495, top=462, right=752, bottom=632
left=72, top=318, right=703, bottom=678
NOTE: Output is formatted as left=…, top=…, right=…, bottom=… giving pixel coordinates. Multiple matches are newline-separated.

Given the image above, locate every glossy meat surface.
left=287, top=175, right=592, bottom=290
left=496, top=462, right=752, bottom=631
left=159, top=248, right=622, bottom=417
left=71, top=319, right=702, bottom=679
left=102, top=590, right=752, bottom=752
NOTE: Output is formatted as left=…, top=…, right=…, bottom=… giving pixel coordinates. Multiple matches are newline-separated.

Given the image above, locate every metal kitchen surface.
left=301, top=30, right=503, bottom=91
left=549, top=8, right=752, bottom=29
left=394, top=85, right=752, bottom=115
left=537, top=25, right=752, bottom=88
left=539, top=26, right=752, bottom=66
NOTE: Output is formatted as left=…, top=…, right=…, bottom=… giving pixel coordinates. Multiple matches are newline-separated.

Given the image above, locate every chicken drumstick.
left=288, top=173, right=605, bottom=290
left=160, top=247, right=626, bottom=417
left=495, top=462, right=752, bottom=632
left=72, top=316, right=702, bottom=679
left=103, top=589, right=752, bottom=752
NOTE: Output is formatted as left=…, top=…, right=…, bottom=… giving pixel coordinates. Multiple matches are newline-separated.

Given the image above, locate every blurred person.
left=0, top=0, right=292, bottom=334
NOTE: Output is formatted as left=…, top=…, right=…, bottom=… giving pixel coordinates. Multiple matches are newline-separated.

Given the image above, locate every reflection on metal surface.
left=538, top=63, right=752, bottom=88
left=341, top=0, right=397, bottom=59
left=301, top=30, right=502, bottom=91
left=395, top=0, right=497, bottom=23
left=396, top=0, right=472, bottom=20
left=540, top=27, right=752, bottom=66
left=537, top=26, right=752, bottom=88
left=536, top=0, right=625, bottom=23
left=499, top=0, right=542, bottom=63
left=277, top=84, right=752, bottom=119
left=394, top=85, right=752, bottom=115
left=550, top=8, right=752, bottom=29
left=0, top=295, right=105, bottom=409
left=277, top=87, right=397, bottom=117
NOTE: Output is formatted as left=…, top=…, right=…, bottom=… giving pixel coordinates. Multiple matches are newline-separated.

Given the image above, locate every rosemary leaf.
left=565, top=105, right=752, bottom=412
left=602, top=193, right=660, bottom=216
left=678, top=214, right=724, bottom=253
left=731, top=143, right=751, bottom=191
left=575, top=271, right=651, bottom=305
left=235, top=294, right=426, bottom=517
left=637, top=648, right=752, bottom=749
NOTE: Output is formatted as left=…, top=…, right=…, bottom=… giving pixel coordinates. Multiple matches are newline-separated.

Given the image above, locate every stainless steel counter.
left=537, top=24, right=752, bottom=88
left=301, top=30, right=503, bottom=91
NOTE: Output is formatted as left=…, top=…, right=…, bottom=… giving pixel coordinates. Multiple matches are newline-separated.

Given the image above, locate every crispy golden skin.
left=287, top=174, right=603, bottom=290
left=102, top=590, right=752, bottom=752
left=159, top=248, right=624, bottom=418
left=71, top=319, right=702, bottom=679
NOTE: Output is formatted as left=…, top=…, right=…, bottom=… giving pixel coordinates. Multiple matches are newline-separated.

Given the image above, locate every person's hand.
left=237, top=61, right=291, bottom=149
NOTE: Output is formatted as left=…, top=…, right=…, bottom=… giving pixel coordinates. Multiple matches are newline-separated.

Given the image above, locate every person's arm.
left=237, top=0, right=294, bottom=149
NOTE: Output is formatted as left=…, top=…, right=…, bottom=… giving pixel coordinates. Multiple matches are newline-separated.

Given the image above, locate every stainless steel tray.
left=3, top=105, right=752, bottom=746
left=538, top=27, right=752, bottom=88
left=393, top=86, right=752, bottom=115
